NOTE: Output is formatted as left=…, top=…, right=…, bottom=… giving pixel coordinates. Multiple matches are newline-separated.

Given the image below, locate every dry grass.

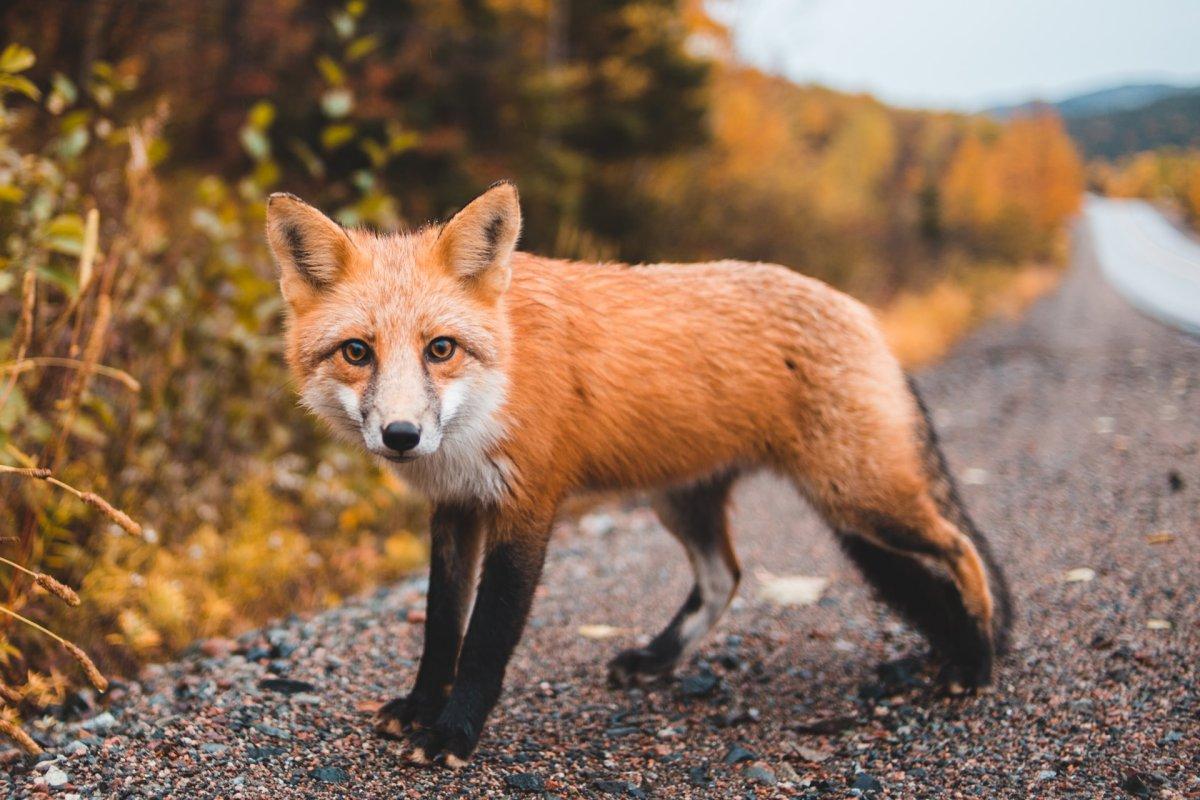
left=878, top=263, right=1061, bottom=368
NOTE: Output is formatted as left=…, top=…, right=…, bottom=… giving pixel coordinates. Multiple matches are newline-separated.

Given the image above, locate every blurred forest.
left=1092, top=148, right=1200, bottom=229
left=0, top=0, right=1083, bottom=725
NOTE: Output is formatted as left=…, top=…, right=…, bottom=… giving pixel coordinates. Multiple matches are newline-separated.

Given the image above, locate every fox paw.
left=936, top=646, right=994, bottom=696
left=374, top=692, right=442, bottom=739
left=406, top=717, right=476, bottom=769
left=607, top=647, right=676, bottom=688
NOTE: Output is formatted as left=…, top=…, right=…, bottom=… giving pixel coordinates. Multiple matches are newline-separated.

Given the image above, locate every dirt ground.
left=8, top=235, right=1199, bottom=798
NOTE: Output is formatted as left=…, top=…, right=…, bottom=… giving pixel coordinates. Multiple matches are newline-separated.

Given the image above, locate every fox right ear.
left=266, top=193, right=356, bottom=302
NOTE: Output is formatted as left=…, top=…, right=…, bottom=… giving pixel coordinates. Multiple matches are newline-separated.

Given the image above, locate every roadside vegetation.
left=0, top=0, right=1082, bottom=750
left=1092, top=148, right=1200, bottom=230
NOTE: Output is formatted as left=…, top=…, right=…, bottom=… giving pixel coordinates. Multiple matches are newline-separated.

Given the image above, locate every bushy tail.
left=906, top=375, right=1014, bottom=654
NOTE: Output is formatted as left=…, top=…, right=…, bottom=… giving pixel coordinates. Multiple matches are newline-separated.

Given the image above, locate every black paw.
left=406, top=713, right=478, bottom=769
left=374, top=691, right=444, bottom=739
left=936, top=636, right=994, bottom=695
left=607, top=647, right=677, bottom=688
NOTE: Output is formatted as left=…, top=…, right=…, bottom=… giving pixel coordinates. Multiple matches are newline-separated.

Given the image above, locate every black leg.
left=838, top=531, right=993, bottom=689
left=609, top=472, right=739, bottom=686
left=377, top=503, right=482, bottom=737
left=408, top=528, right=549, bottom=766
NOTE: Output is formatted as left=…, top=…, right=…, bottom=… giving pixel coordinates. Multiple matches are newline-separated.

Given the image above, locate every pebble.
left=258, top=678, right=316, bottom=695
left=852, top=773, right=883, bottom=793
left=678, top=671, right=719, bottom=698
left=744, top=762, right=777, bottom=785
left=309, top=766, right=349, bottom=783
left=290, top=693, right=322, bottom=705
left=62, top=741, right=87, bottom=757
left=505, top=773, right=546, bottom=792
left=723, top=744, right=756, bottom=765
left=80, top=712, right=116, bottom=733
left=44, top=767, right=69, bottom=788
left=593, top=779, right=646, bottom=798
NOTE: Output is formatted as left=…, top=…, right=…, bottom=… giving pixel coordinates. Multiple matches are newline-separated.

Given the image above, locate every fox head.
left=266, top=183, right=520, bottom=487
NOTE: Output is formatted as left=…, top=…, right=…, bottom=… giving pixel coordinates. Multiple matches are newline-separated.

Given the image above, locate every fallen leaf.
left=757, top=572, right=828, bottom=606
left=1146, top=619, right=1172, bottom=631
left=1062, top=568, right=1095, bottom=583
left=578, top=624, right=625, bottom=640
left=961, top=467, right=989, bottom=486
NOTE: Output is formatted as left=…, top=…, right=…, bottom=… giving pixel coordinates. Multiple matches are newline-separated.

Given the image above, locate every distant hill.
left=988, top=84, right=1191, bottom=120
left=988, top=83, right=1200, bottom=160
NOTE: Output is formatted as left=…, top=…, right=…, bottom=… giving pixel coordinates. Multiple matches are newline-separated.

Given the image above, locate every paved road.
left=1086, top=195, right=1200, bottom=336
left=8, top=226, right=1199, bottom=798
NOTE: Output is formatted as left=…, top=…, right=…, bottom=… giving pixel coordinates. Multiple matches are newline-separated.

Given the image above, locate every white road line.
left=1084, top=195, right=1200, bottom=337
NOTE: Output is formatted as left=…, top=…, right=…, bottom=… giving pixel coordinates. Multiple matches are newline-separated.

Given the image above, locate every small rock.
left=62, top=741, right=87, bottom=758
left=44, top=767, right=69, bottom=788
left=793, top=715, right=857, bottom=734
left=687, top=766, right=712, bottom=788
left=579, top=513, right=616, bottom=537
left=406, top=609, right=427, bottom=624
left=1120, top=771, right=1165, bottom=797
left=717, top=707, right=759, bottom=727
left=201, top=743, right=229, bottom=756
left=723, top=744, right=756, bottom=765
left=678, top=670, right=719, bottom=698
left=851, top=773, right=883, bottom=794
left=258, top=678, right=316, bottom=695
left=290, top=693, right=322, bottom=705
left=245, top=645, right=271, bottom=662
left=744, top=762, right=777, bottom=786
left=1036, top=770, right=1057, bottom=781
left=254, top=723, right=291, bottom=740
left=309, top=766, right=349, bottom=783
left=505, top=773, right=545, bottom=793
left=80, top=711, right=116, bottom=733
left=593, top=780, right=645, bottom=798
left=795, top=746, right=832, bottom=763
left=246, top=746, right=286, bottom=762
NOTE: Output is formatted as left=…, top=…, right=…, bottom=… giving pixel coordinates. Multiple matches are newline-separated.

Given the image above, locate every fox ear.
left=266, top=193, right=356, bottom=302
left=436, top=181, right=521, bottom=295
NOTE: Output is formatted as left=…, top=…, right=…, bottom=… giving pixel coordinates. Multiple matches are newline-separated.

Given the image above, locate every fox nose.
left=381, top=421, right=421, bottom=453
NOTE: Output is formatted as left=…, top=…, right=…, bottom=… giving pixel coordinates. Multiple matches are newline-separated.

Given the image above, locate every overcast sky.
left=721, top=0, right=1200, bottom=110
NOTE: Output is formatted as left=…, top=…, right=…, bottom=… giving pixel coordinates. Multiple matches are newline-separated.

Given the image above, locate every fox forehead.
left=285, top=227, right=506, bottom=372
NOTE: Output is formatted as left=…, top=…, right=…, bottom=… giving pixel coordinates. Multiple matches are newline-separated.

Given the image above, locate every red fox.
left=267, top=182, right=1012, bottom=768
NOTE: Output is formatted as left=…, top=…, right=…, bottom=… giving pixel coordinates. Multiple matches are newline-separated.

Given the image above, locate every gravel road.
left=6, top=231, right=1199, bottom=798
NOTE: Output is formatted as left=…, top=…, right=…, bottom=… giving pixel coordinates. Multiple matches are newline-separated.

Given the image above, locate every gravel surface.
left=5, top=234, right=1198, bottom=798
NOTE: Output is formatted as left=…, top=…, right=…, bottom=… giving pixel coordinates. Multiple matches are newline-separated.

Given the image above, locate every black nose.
left=382, top=421, right=421, bottom=453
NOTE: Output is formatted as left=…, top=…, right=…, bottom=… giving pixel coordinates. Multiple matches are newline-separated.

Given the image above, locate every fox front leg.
left=376, top=503, right=483, bottom=737
left=407, top=520, right=550, bottom=768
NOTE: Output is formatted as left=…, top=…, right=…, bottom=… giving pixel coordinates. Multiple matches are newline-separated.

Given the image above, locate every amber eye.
left=426, top=337, right=456, bottom=363
left=341, top=339, right=372, bottom=365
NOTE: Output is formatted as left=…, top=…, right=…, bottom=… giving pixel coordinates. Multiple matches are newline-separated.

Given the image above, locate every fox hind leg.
left=608, top=471, right=740, bottom=687
left=836, top=511, right=997, bottom=690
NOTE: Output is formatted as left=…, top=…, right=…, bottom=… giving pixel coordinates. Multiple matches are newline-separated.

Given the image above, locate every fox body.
left=268, top=183, right=1011, bottom=768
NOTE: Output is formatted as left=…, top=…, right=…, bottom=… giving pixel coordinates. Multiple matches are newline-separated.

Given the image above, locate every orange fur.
left=268, top=183, right=998, bottom=653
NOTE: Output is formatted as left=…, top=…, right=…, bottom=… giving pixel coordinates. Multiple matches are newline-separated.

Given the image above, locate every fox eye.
left=426, top=337, right=457, bottom=363
left=341, top=339, right=372, bottom=365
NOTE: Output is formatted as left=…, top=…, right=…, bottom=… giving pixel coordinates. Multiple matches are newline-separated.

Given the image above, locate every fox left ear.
left=436, top=181, right=522, bottom=296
